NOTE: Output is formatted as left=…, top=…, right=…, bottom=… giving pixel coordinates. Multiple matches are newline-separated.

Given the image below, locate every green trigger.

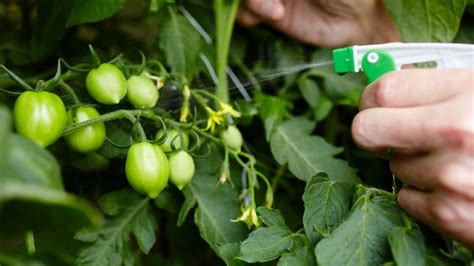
left=361, top=49, right=397, bottom=84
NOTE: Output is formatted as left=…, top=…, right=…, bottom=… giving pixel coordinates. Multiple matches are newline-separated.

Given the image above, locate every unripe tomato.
left=169, top=150, right=195, bottom=190
left=86, top=64, right=127, bottom=105
left=156, top=129, right=189, bottom=153
left=126, top=75, right=159, bottom=109
left=65, top=106, right=106, bottom=153
left=220, top=125, right=243, bottom=150
left=13, top=91, right=67, bottom=148
left=125, top=142, right=169, bottom=198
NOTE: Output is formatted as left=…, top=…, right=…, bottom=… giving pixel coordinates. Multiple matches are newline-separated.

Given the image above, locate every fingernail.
left=261, top=0, right=284, bottom=20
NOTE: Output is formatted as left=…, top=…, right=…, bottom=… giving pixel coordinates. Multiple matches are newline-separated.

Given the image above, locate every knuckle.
left=436, top=163, right=459, bottom=190
left=440, top=128, right=474, bottom=154
left=430, top=197, right=474, bottom=238
left=430, top=200, right=457, bottom=225
left=437, top=162, right=474, bottom=198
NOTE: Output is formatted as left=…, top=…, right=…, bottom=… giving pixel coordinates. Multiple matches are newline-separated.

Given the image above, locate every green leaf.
left=388, top=227, right=425, bottom=266
left=315, top=185, right=404, bottom=266
left=0, top=181, right=101, bottom=238
left=383, top=0, right=467, bottom=42
left=425, top=248, right=465, bottom=266
left=238, top=227, right=293, bottom=263
left=278, top=234, right=316, bottom=266
left=298, top=77, right=320, bottom=108
left=67, top=0, right=127, bottom=27
left=314, top=91, right=334, bottom=122
left=0, top=107, right=100, bottom=247
left=180, top=147, right=247, bottom=255
left=257, top=207, right=288, bottom=229
left=256, top=93, right=292, bottom=141
left=218, top=242, right=245, bottom=266
left=75, top=189, right=157, bottom=266
left=270, top=118, right=359, bottom=183
left=154, top=189, right=180, bottom=214
left=177, top=187, right=197, bottom=226
left=303, top=174, right=354, bottom=246
left=159, top=7, right=203, bottom=77
left=6, top=135, right=63, bottom=189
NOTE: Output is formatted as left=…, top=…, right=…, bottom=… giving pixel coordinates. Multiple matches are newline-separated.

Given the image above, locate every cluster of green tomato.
left=12, top=63, right=201, bottom=198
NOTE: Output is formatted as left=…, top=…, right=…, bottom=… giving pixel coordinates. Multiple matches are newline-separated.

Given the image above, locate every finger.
left=398, top=188, right=474, bottom=248
left=397, top=187, right=432, bottom=223
left=242, top=0, right=285, bottom=21
left=359, top=69, right=470, bottom=111
left=390, top=154, right=437, bottom=191
left=391, top=151, right=474, bottom=196
left=352, top=106, right=441, bottom=153
left=237, top=7, right=263, bottom=27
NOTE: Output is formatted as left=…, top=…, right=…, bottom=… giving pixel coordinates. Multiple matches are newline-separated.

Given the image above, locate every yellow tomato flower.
left=232, top=206, right=261, bottom=229
left=204, top=107, right=224, bottom=133
left=219, top=102, right=241, bottom=118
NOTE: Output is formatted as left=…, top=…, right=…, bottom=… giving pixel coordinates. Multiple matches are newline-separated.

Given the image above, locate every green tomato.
left=86, top=63, right=127, bottom=105
left=156, top=129, right=189, bottom=153
left=169, top=150, right=195, bottom=190
left=65, top=106, right=106, bottom=153
left=127, top=75, right=159, bottom=109
left=13, top=91, right=67, bottom=148
left=220, top=125, right=243, bottom=151
left=125, top=142, right=169, bottom=198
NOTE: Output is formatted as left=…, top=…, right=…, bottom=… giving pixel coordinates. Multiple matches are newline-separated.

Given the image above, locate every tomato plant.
left=0, top=0, right=472, bottom=265
left=125, top=142, right=169, bottom=198
left=13, top=91, right=67, bottom=148
left=65, top=106, right=106, bottom=153
left=126, top=75, right=159, bottom=109
left=220, top=125, right=243, bottom=151
left=86, top=63, right=128, bottom=105
left=168, top=150, right=195, bottom=190
left=156, top=128, right=189, bottom=153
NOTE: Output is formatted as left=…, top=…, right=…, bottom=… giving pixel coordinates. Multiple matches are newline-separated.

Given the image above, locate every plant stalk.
left=214, top=0, right=240, bottom=102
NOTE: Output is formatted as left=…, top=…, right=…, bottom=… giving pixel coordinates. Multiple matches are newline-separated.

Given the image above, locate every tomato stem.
left=88, top=44, right=102, bottom=66
left=190, top=91, right=210, bottom=110
left=63, top=110, right=144, bottom=136
left=58, top=80, right=80, bottom=104
left=214, top=0, right=240, bottom=102
left=0, top=65, right=35, bottom=91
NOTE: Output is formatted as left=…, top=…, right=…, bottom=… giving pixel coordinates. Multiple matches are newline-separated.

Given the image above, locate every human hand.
left=237, top=0, right=399, bottom=47
left=352, top=69, right=474, bottom=248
